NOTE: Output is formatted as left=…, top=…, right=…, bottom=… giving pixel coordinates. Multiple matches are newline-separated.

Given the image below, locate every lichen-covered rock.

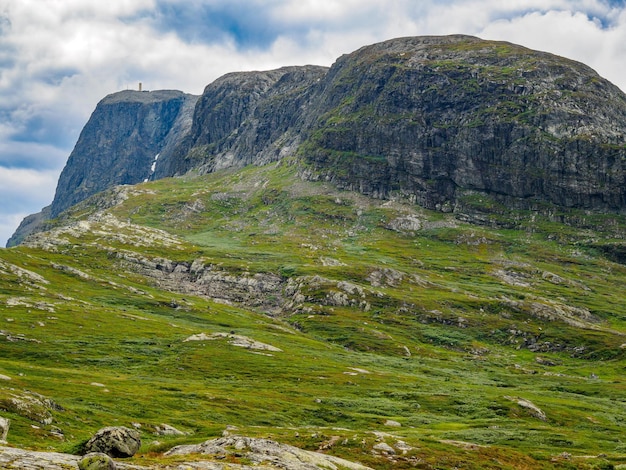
left=0, top=446, right=81, bottom=469
left=84, top=426, right=141, bottom=458
left=0, top=417, right=9, bottom=443
left=153, top=423, right=185, bottom=436
left=78, top=452, right=116, bottom=470
left=373, top=442, right=396, bottom=455
left=0, top=392, right=59, bottom=425
left=0, top=446, right=148, bottom=469
left=166, top=435, right=373, bottom=470
left=505, top=396, right=547, bottom=420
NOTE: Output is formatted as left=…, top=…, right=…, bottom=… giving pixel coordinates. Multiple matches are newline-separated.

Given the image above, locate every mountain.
left=8, top=35, right=626, bottom=246
left=1, top=35, right=625, bottom=468
left=159, top=65, right=329, bottom=177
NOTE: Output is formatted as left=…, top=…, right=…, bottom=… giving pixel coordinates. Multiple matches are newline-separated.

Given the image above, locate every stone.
left=0, top=417, right=9, bottom=443
left=84, top=426, right=141, bottom=458
left=184, top=332, right=282, bottom=352
left=0, top=446, right=82, bottom=469
left=154, top=423, right=185, bottom=436
left=0, top=393, right=54, bottom=425
left=78, top=452, right=116, bottom=470
left=394, top=440, right=414, bottom=453
left=505, top=396, right=547, bottom=421
left=384, top=419, right=402, bottom=427
left=373, top=442, right=396, bottom=454
left=387, top=215, right=422, bottom=232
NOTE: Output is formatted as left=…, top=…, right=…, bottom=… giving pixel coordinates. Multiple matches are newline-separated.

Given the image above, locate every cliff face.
left=300, top=35, right=626, bottom=212
left=50, top=90, right=198, bottom=218
left=159, top=65, right=328, bottom=177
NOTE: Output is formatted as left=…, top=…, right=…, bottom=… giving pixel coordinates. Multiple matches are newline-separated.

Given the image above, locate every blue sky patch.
left=150, top=1, right=278, bottom=49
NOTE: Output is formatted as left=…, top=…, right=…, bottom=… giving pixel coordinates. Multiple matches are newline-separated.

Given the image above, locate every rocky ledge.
left=0, top=435, right=372, bottom=469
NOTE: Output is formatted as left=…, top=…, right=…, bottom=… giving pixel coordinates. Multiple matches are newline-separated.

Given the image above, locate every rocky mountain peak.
left=50, top=89, right=198, bottom=218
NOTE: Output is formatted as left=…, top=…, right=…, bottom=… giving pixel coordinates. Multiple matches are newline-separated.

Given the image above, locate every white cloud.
left=0, top=167, right=59, bottom=247
left=478, top=8, right=626, bottom=90
left=0, top=213, right=28, bottom=248
left=0, top=167, right=58, bottom=206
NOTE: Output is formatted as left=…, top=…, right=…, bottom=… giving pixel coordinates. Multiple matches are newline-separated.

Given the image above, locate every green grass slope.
left=1, top=162, right=625, bottom=469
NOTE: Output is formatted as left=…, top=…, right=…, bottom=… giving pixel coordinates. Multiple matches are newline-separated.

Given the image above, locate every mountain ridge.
left=8, top=34, right=626, bottom=246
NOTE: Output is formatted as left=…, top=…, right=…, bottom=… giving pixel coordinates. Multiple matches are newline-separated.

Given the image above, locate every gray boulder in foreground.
left=0, top=446, right=142, bottom=469
left=1, top=438, right=372, bottom=470
left=84, top=426, right=141, bottom=458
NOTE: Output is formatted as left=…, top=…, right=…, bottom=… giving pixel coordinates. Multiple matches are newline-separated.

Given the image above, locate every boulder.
left=78, top=452, right=116, bottom=470
left=373, top=442, right=396, bottom=455
left=84, top=426, right=141, bottom=458
left=0, top=417, right=9, bottom=443
left=0, top=392, right=55, bottom=425
left=505, top=396, right=547, bottom=421
left=154, top=423, right=185, bottom=436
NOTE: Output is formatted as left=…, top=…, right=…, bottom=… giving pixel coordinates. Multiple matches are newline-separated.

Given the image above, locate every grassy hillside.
left=1, top=162, right=625, bottom=469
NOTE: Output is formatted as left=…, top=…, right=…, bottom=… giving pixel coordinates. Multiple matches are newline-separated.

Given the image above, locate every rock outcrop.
left=161, top=65, right=328, bottom=177
left=0, top=446, right=141, bottom=469
left=0, top=435, right=373, bottom=469
left=0, top=391, right=62, bottom=425
left=505, top=396, right=547, bottom=421
left=0, top=417, right=8, bottom=443
left=51, top=90, right=198, bottom=218
left=78, top=452, right=117, bottom=470
left=165, top=435, right=373, bottom=470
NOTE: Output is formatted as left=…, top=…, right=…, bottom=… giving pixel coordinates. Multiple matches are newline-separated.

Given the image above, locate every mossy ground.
left=0, top=162, right=624, bottom=469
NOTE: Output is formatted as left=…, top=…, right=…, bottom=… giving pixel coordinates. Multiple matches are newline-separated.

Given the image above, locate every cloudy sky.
left=2, top=0, right=626, bottom=246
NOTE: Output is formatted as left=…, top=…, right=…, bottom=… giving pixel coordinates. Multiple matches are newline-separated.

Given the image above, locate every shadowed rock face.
left=84, top=426, right=141, bottom=458
left=160, top=65, right=329, bottom=177
left=8, top=90, right=198, bottom=246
